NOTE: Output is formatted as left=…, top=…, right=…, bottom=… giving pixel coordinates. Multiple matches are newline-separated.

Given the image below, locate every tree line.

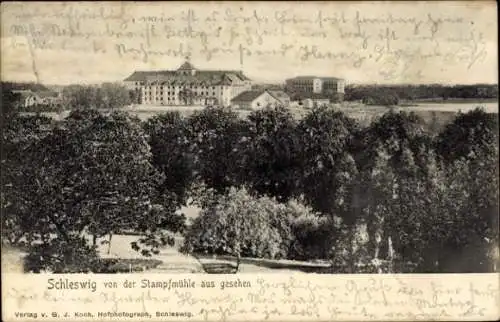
left=344, top=84, right=499, bottom=106
left=1, top=100, right=498, bottom=273
left=1, top=82, right=137, bottom=113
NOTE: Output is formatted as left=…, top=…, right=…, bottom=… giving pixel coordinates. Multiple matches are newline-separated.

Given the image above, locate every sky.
left=1, top=1, right=498, bottom=85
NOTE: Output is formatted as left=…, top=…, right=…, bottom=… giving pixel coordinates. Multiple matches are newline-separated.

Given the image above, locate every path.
left=95, top=234, right=203, bottom=273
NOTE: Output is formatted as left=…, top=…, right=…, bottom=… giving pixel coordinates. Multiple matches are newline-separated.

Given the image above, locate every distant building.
left=231, top=90, right=282, bottom=110
left=285, top=76, right=345, bottom=102
left=289, top=92, right=332, bottom=108
left=12, top=89, right=60, bottom=108
left=123, top=58, right=252, bottom=107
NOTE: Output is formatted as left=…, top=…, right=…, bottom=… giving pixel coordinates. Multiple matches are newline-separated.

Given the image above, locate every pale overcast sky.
left=1, top=1, right=497, bottom=85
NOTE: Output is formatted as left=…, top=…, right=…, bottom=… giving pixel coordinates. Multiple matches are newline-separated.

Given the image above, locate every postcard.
left=1, top=1, right=498, bottom=321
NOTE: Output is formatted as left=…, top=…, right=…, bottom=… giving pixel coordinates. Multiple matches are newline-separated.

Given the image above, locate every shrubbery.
left=288, top=212, right=332, bottom=260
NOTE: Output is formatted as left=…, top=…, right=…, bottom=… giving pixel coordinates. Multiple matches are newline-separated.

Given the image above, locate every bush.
left=288, top=212, right=332, bottom=260
left=181, top=187, right=283, bottom=258
left=182, top=188, right=333, bottom=261
left=273, top=197, right=328, bottom=260
left=24, top=236, right=100, bottom=273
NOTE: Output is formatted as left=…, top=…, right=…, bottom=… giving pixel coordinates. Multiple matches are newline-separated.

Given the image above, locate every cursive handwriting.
left=2, top=2, right=493, bottom=82
left=3, top=274, right=499, bottom=321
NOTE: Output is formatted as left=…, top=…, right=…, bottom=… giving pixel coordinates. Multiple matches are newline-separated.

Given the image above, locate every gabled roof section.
left=287, top=76, right=343, bottom=81
left=231, top=90, right=267, bottom=103
left=12, top=89, right=58, bottom=99
left=124, top=71, right=174, bottom=82
left=124, top=69, right=252, bottom=85
left=267, top=90, right=290, bottom=101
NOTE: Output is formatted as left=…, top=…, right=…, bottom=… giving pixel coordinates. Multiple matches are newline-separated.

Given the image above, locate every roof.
left=13, top=90, right=58, bottom=99
left=287, top=76, right=343, bottom=81
left=124, top=70, right=251, bottom=85
left=178, top=61, right=195, bottom=70
left=124, top=62, right=251, bottom=85
left=267, top=90, right=290, bottom=101
left=231, top=90, right=268, bottom=103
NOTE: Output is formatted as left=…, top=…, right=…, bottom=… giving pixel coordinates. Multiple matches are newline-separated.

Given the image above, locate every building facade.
left=285, top=76, right=345, bottom=101
left=124, top=60, right=252, bottom=107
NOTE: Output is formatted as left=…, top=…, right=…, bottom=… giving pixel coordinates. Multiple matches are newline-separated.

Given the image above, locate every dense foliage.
left=2, top=93, right=498, bottom=273
left=181, top=188, right=327, bottom=260
left=2, top=110, right=185, bottom=271
left=179, top=106, right=498, bottom=272
left=62, top=83, right=132, bottom=110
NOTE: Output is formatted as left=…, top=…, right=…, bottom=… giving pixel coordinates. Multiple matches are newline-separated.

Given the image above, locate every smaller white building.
left=231, top=90, right=281, bottom=110
left=267, top=90, right=291, bottom=106
left=12, top=90, right=61, bottom=108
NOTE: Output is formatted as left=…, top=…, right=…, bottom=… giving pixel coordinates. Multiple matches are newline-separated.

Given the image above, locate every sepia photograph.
left=1, top=0, right=498, bottom=280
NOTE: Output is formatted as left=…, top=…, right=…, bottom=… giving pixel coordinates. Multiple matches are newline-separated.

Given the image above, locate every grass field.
left=2, top=233, right=332, bottom=274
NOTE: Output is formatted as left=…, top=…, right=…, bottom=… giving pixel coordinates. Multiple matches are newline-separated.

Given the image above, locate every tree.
left=182, top=187, right=325, bottom=261
left=298, top=106, right=359, bottom=218
left=62, top=83, right=131, bottom=110
left=129, top=88, right=142, bottom=104
left=100, top=82, right=132, bottom=109
left=186, top=106, right=246, bottom=193
left=143, top=112, right=194, bottom=206
left=435, top=107, right=498, bottom=163
left=63, top=85, right=103, bottom=109
left=1, top=87, right=21, bottom=123
left=354, top=111, right=433, bottom=263
left=426, top=108, right=499, bottom=271
left=1, top=115, right=54, bottom=246
left=179, top=88, right=194, bottom=105
left=182, top=188, right=282, bottom=259
left=398, top=150, right=498, bottom=272
left=243, top=106, right=303, bottom=201
left=3, top=109, right=185, bottom=271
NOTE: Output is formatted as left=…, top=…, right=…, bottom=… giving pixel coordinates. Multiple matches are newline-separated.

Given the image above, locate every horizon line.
left=2, top=80, right=499, bottom=87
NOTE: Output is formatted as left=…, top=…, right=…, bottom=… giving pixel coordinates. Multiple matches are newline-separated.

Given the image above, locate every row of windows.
left=141, top=85, right=218, bottom=90
left=144, top=90, right=216, bottom=95
left=144, top=91, right=217, bottom=96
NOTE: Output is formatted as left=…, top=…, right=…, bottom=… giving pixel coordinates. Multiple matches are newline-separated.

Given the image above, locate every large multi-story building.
left=123, top=59, right=252, bottom=107
left=285, top=76, right=346, bottom=101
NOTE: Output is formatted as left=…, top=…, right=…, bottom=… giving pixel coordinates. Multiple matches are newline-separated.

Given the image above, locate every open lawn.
left=3, top=233, right=339, bottom=274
